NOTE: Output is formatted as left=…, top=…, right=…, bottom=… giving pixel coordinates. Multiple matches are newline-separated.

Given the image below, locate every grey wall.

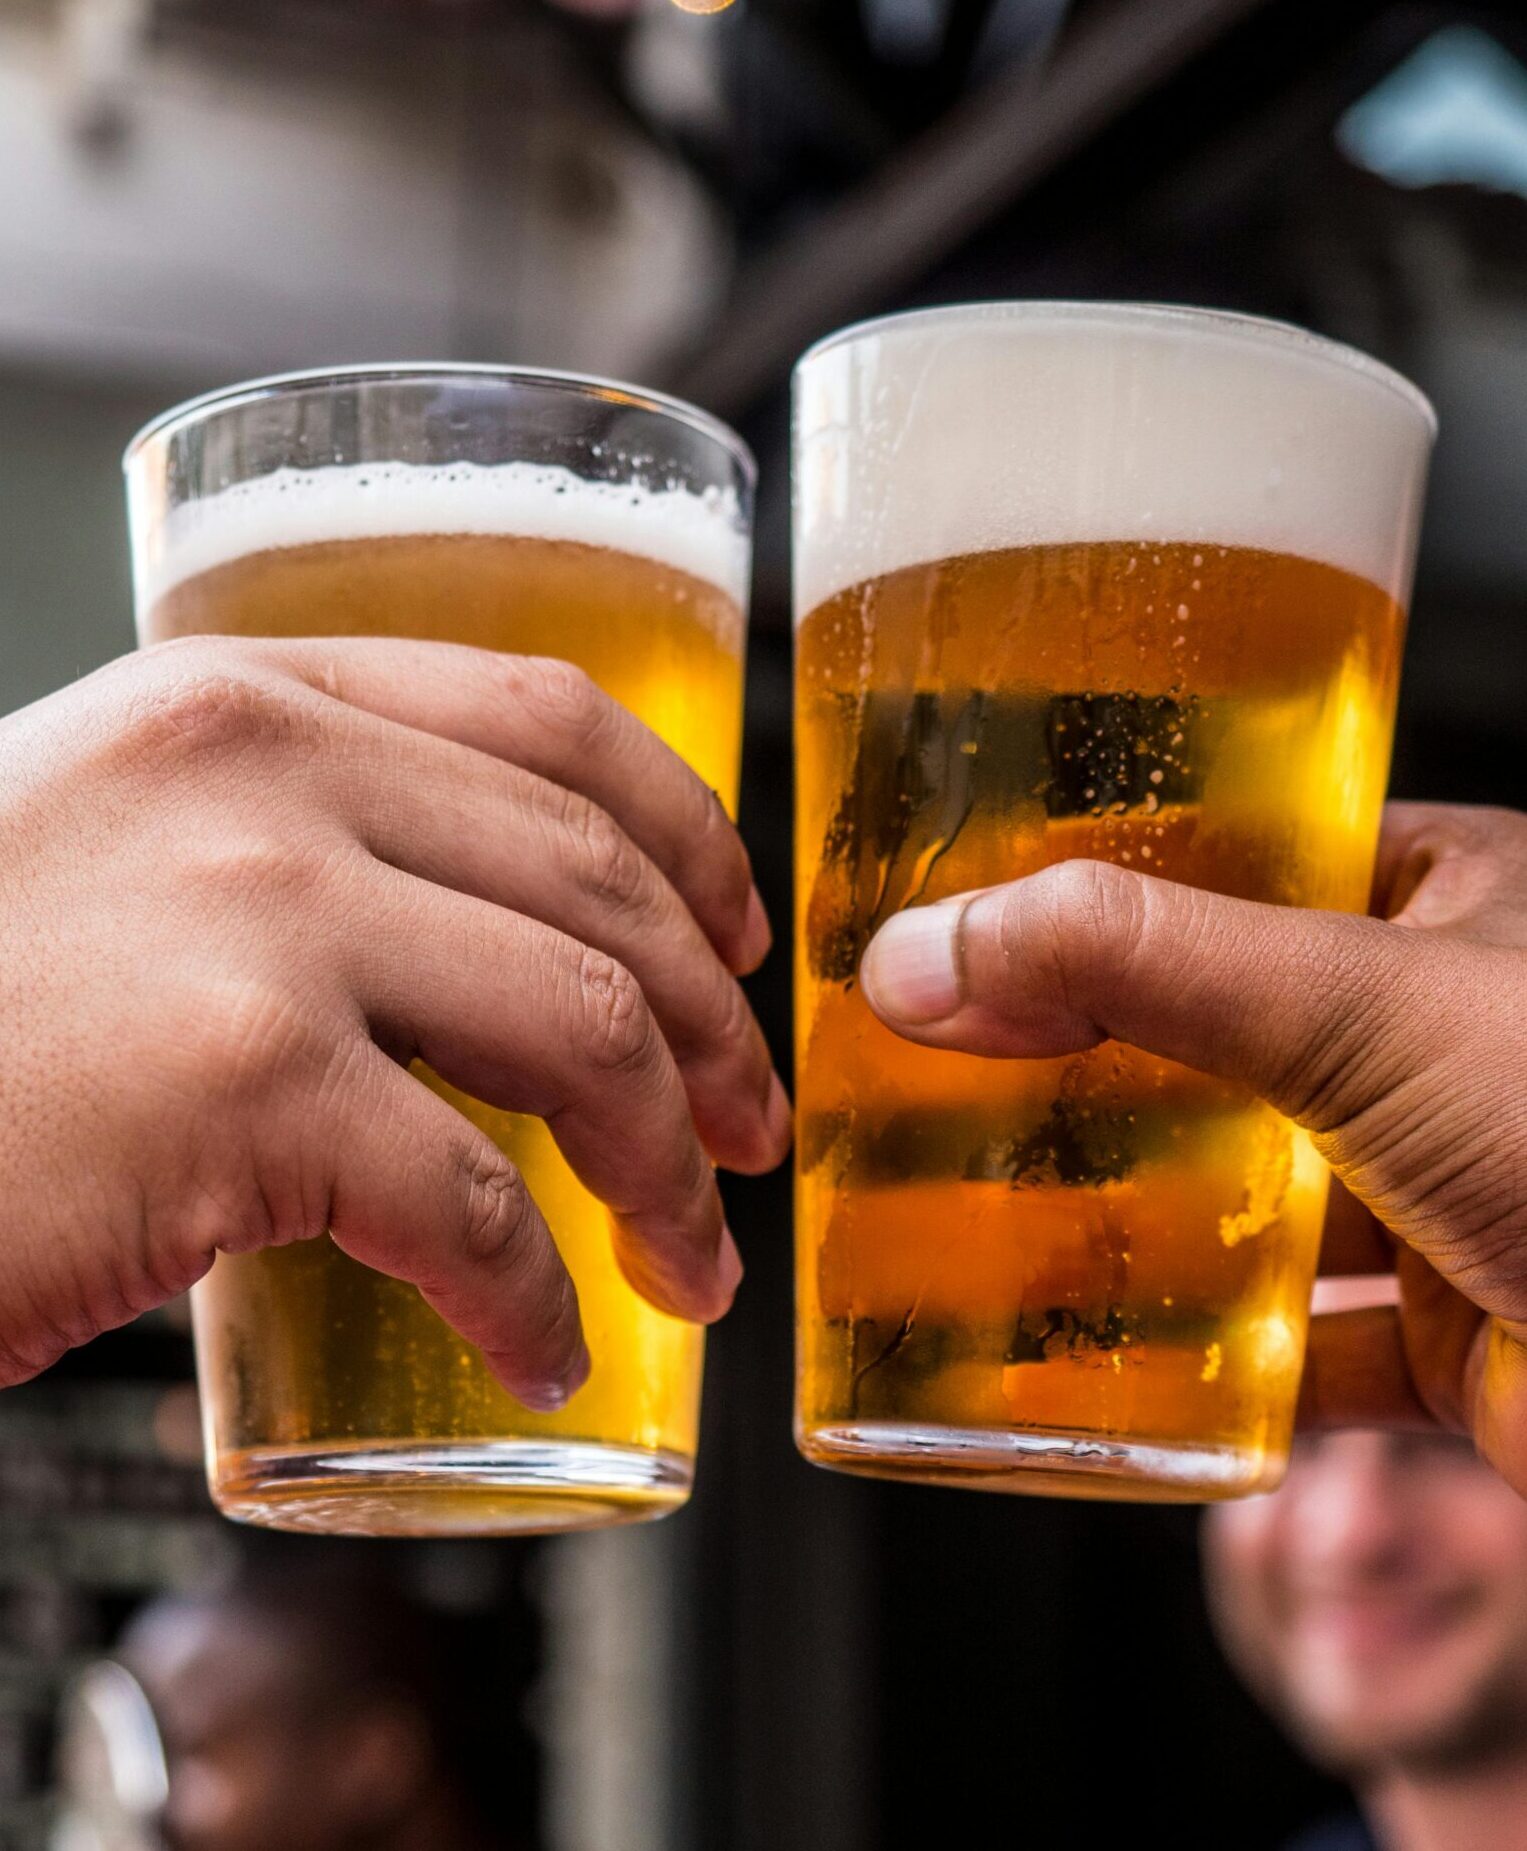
left=0, top=368, right=171, bottom=715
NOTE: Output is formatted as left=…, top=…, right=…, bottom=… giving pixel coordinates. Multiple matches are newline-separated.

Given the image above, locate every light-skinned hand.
left=0, top=638, right=789, bottom=1410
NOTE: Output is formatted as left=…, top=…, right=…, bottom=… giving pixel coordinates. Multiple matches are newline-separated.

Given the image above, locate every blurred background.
left=3, top=0, right=1527, bottom=1846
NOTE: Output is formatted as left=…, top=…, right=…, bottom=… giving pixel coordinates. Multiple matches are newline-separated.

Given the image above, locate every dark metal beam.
left=665, top=0, right=1277, bottom=416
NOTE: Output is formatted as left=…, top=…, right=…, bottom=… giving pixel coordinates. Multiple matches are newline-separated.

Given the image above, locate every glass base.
left=798, top=1421, right=1279, bottom=1504
left=207, top=1439, right=693, bottom=1536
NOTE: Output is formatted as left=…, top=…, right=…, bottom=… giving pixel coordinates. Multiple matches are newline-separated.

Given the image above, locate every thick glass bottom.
left=798, top=1420, right=1281, bottom=1504
left=207, top=1439, right=693, bottom=1536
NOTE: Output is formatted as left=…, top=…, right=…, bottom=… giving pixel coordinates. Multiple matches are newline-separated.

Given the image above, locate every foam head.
left=792, top=303, right=1435, bottom=618
left=137, top=461, right=751, bottom=617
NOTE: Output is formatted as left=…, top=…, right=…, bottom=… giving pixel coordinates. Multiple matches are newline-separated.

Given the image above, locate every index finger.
left=225, top=636, right=770, bottom=974
left=1316, top=1178, right=1395, bottom=1276
left=1298, top=1305, right=1434, bottom=1432
left=1372, top=801, right=1527, bottom=941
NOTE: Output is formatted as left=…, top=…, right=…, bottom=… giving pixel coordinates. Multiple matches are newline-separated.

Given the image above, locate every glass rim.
left=123, top=361, right=757, bottom=485
left=795, top=300, right=1436, bottom=436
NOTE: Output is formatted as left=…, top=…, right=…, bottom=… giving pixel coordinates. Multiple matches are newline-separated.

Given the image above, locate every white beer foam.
left=141, top=461, right=751, bottom=611
left=793, top=304, right=1434, bottom=618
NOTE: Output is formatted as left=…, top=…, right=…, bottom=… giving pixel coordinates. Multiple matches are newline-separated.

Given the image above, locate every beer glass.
left=793, top=304, right=1432, bottom=1501
left=126, top=366, right=753, bottom=1535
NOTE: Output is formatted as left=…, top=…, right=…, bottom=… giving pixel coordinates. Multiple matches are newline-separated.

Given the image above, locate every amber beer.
left=127, top=370, right=752, bottom=1534
left=793, top=305, right=1433, bottom=1500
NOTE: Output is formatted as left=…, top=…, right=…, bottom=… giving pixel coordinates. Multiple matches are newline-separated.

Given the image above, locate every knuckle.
left=198, top=981, right=330, bottom=1108
left=1013, top=859, right=1142, bottom=975
left=569, top=802, right=652, bottom=917
left=573, top=948, right=660, bottom=1078
left=984, top=860, right=1155, bottom=1041
left=125, top=667, right=300, bottom=773
left=191, top=830, right=333, bottom=909
left=521, top=658, right=611, bottom=745
left=456, top=1149, right=539, bottom=1274
left=1037, top=857, right=1122, bottom=929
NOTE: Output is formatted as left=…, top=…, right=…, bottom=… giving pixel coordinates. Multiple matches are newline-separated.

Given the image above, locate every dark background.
left=3, top=2, right=1527, bottom=1846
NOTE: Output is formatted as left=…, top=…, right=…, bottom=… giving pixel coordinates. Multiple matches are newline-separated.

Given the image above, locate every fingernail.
left=739, top=886, right=772, bottom=970
left=860, top=904, right=963, bottom=1024
left=520, top=1379, right=570, bottom=1413
left=517, top=1334, right=590, bottom=1413
left=715, top=1226, right=744, bottom=1301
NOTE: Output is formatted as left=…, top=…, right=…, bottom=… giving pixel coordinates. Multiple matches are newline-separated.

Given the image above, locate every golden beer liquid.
left=795, top=540, right=1403, bottom=1501
left=147, top=528, right=744, bottom=1534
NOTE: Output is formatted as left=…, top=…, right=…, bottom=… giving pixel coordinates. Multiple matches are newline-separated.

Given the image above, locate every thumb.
left=858, top=860, right=1453, bottom=1134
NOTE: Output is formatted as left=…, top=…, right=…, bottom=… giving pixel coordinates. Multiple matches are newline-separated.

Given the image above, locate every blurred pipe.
left=534, top=1525, right=680, bottom=1851
left=665, top=0, right=1275, bottom=416
left=58, top=0, right=149, bottom=152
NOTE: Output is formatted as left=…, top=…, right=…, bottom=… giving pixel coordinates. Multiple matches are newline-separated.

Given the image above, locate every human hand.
left=0, top=637, right=788, bottom=1408
left=860, top=804, right=1527, bottom=1492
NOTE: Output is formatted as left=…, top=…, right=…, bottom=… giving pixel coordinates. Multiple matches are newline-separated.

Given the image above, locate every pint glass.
left=126, top=367, right=753, bottom=1535
left=793, top=304, right=1432, bottom=1501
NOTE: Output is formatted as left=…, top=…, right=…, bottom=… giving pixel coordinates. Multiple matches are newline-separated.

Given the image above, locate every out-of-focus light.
left=1337, top=26, right=1527, bottom=201
left=550, top=0, right=736, bottom=14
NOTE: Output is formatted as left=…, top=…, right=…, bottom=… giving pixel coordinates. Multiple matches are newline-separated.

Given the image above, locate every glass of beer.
left=125, top=366, right=753, bottom=1535
left=793, top=303, right=1432, bottom=1501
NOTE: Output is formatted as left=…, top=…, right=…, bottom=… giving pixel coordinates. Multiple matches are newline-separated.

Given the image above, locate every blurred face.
left=1205, top=1430, right=1527, bottom=1775
left=123, top=1605, right=419, bottom=1851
